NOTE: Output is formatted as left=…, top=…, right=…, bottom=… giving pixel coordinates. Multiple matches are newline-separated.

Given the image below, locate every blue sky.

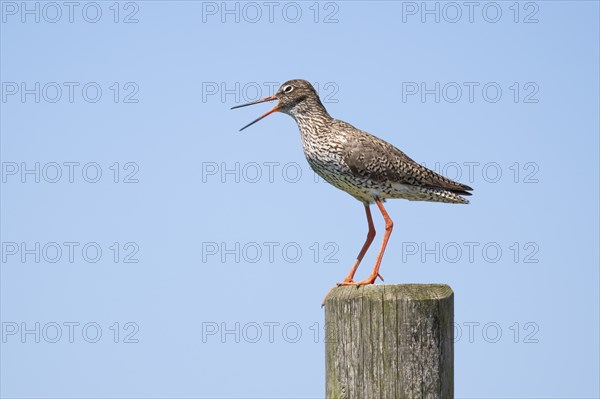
left=1, top=1, right=599, bottom=398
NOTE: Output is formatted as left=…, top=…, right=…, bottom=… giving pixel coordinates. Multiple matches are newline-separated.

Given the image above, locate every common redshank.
left=231, top=79, right=472, bottom=286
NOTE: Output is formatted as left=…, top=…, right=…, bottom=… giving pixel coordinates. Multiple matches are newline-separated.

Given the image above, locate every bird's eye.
left=283, top=85, right=294, bottom=93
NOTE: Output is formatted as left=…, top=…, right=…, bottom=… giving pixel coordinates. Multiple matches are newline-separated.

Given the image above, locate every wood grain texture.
left=324, top=284, right=454, bottom=399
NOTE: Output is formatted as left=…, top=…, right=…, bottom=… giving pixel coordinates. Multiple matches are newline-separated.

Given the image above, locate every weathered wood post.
left=324, top=284, right=454, bottom=399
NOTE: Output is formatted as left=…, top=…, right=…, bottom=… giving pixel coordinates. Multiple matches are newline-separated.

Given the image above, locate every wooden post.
left=324, top=284, right=454, bottom=399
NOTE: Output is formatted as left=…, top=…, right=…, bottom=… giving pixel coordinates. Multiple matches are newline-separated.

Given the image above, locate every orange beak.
left=231, top=95, right=279, bottom=131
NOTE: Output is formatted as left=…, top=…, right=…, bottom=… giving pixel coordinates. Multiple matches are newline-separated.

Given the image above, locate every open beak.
left=231, top=95, right=279, bottom=131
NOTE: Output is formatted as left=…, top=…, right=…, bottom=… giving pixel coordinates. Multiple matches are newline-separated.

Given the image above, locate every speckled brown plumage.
left=280, top=80, right=473, bottom=204
left=232, top=79, right=473, bottom=287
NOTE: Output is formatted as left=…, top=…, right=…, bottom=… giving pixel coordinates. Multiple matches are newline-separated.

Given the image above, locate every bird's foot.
left=323, top=274, right=384, bottom=307
left=353, top=275, right=377, bottom=286
left=336, top=278, right=356, bottom=286
left=336, top=273, right=384, bottom=287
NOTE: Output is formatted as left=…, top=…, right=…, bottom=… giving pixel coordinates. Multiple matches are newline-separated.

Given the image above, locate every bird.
left=231, top=79, right=472, bottom=286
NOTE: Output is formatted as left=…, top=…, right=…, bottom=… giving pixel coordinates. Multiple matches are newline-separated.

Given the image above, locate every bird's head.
left=231, top=79, right=327, bottom=131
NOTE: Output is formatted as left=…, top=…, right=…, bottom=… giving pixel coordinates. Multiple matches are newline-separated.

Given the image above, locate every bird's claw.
left=336, top=274, right=382, bottom=287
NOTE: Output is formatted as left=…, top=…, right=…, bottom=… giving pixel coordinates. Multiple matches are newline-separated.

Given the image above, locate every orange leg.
left=338, top=204, right=376, bottom=285
left=349, top=198, right=394, bottom=286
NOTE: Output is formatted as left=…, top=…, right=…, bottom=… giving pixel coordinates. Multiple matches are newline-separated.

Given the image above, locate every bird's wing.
left=340, top=125, right=473, bottom=195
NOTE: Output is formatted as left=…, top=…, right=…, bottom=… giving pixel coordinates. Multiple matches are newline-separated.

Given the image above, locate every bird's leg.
left=337, top=203, right=376, bottom=286
left=354, top=198, right=393, bottom=286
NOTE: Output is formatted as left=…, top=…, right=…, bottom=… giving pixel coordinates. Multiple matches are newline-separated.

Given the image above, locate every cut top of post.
left=324, top=284, right=453, bottom=304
